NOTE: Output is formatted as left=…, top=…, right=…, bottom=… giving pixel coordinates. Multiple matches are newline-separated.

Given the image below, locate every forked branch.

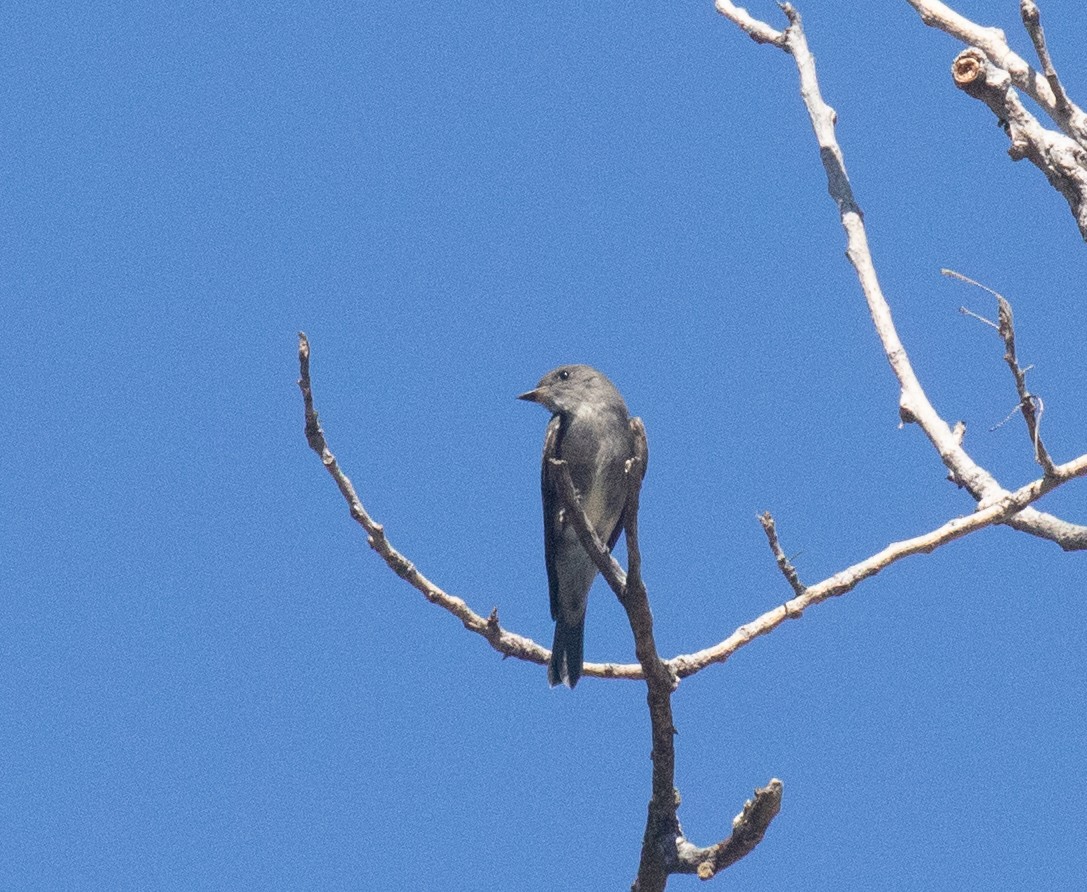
left=549, top=427, right=779, bottom=890
left=904, top=0, right=1087, bottom=148
left=950, top=47, right=1087, bottom=240
left=715, top=1, right=1087, bottom=550
left=944, top=270, right=1056, bottom=475
left=301, top=4, right=1087, bottom=887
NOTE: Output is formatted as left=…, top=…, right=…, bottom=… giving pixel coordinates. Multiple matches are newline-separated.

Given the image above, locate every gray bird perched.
left=518, top=365, right=641, bottom=688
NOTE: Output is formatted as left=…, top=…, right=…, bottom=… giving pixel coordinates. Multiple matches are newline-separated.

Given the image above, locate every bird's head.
left=518, top=365, right=618, bottom=416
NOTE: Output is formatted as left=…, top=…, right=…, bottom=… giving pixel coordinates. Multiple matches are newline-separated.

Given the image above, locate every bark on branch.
left=951, top=47, right=1087, bottom=240
left=905, top=0, right=1087, bottom=149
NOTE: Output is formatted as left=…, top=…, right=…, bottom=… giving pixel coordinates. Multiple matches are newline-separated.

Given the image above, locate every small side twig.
left=996, top=296, right=1056, bottom=475
left=1020, top=0, right=1070, bottom=114
left=759, top=512, right=806, bottom=597
left=944, top=271, right=1057, bottom=475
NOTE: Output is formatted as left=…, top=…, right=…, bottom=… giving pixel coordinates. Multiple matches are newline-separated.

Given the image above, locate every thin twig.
left=1020, top=0, right=1071, bottom=113
left=996, top=296, right=1056, bottom=474
left=943, top=268, right=1002, bottom=302
left=759, top=512, right=806, bottom=597
left=944, top=271, right=1057, bottom=474
left=958, top=306, right=999, bottom=330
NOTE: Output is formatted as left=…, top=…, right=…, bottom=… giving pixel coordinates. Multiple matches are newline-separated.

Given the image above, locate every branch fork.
left=299, top=1, right=1087, bottom=887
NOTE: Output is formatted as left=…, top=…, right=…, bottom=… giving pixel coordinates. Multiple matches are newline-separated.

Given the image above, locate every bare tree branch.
left=902, top=1, right=1087, bottom=238
left=904, top=0, right=1087, bottom=148
left=714, top=2, right=1087, bottom=550
left=950, top=47, right=1087, bottom=240
left=714, top=0, right=785, bottom=46
left=297, top=332, right=651, bottom=679
left=552, top=425, right=778, bottom=889
left=673, top=449, right=1087, bottom=677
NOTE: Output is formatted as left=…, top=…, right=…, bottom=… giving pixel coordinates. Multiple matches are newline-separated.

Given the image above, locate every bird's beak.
left=517, top=388, right=541, bottom=403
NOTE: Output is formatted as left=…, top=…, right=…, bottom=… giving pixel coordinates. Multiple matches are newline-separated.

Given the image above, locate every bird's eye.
left=558, top=369, right=570, bottom=381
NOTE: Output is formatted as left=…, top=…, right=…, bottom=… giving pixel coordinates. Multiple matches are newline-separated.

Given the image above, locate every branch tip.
left=759, top=512, right=806, bottom=597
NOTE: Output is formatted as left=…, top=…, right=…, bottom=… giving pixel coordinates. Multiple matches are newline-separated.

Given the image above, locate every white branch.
left=673, top=450, right=1087, bottom=677
left=904, top=0, right=1087, bottom=148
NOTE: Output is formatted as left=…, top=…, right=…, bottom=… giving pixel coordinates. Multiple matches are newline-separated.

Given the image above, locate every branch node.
left=952, top=420, right=967, bottom=447
left=898, top=401, right=918, bottom=427
left=951, top=47, right=985, bottom=89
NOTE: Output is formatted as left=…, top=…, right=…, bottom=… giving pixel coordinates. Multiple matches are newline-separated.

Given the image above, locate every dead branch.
left=904, top=0, right=1087, bottom=148
left=759, top=512, right=806, bottom=597
left=552, top=425, right=778, bottom=889
left=944, top=270, right=1057, bottom=474
left=1020, top=0, right=1072, bottom=114
left=715, top=2, right=1087, bottom=549
left=673, top=447, right=1087, bottom=677
left=950, top=47, right=1087, bottom=240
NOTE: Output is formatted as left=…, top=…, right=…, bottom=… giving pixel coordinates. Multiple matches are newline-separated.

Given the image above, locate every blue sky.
left=3, top=1, right=1086, bottom=889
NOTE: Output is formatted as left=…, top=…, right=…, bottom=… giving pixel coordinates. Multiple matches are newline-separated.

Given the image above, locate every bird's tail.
left=548, top=619, right=584, bottom=688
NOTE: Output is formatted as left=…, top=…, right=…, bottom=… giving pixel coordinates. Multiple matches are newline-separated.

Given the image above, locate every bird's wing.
left=606, top=416, right=649, bottom=551
left=634, top=416, right=648, bottom=480
left=541, top=413, right=564, bottom=621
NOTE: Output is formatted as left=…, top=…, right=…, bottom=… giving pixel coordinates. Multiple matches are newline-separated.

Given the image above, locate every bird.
left=518, top=365, right=641, bottom=688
